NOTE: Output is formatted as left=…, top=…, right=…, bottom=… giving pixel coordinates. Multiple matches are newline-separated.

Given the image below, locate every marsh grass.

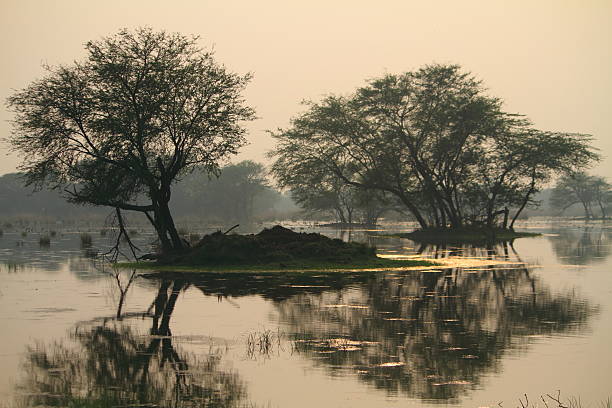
left=245, top=328, right=285, bottom=359
left=511, top=391, right=611, bottom=408
left=119, top=257, right=433, bottom=273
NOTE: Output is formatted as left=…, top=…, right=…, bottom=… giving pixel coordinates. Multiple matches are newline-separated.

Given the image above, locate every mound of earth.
left=158, top=225, right=377, bottom=267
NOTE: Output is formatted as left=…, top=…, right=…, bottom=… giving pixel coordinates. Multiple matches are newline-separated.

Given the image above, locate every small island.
left=122, top=225, right=434, bottom=273
left=390, top=227, right=541, bottom=245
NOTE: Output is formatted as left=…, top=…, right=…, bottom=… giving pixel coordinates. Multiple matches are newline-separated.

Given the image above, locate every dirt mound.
left=160, top=225, right=376, bottom=267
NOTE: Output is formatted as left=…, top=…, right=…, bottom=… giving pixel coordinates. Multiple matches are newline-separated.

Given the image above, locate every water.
left=0, top=222, right=610, bottom=407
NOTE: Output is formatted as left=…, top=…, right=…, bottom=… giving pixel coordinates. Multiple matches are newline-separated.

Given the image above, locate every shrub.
left=39, top=234, right=51, bottom=247
left=80, top=233, right=93, bottom=247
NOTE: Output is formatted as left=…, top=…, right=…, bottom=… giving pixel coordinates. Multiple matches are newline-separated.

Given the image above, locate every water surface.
left=0, top=222, right=610, bottom=407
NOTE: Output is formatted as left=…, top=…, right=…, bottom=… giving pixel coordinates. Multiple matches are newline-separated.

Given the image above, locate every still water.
left=0, top=221, right=610, bottom=407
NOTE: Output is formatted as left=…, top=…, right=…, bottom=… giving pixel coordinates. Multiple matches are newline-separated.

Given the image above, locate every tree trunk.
left=502, top=207, right=509, bottom=229
left=598, top=200, right=607, bottom=219
left=398, top=194, right=428, bottom=229
left=148, top=193, right=184, bottom=253
left=158, top=199, right=184, bottom=250
left=510, top=177, right=536, bottom=230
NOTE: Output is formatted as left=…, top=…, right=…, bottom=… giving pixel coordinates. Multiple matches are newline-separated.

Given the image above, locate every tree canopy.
left=550, top=172, right=611, bottom=219
left=271, top=64, right=598, bottom=230
left=6, top=28, right=255, bottom=252
left=171, top=160, right=274, bottom=224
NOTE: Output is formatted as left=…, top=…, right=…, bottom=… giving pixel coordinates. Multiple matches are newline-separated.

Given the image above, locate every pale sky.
left=1, top=0, right=611, bottom=178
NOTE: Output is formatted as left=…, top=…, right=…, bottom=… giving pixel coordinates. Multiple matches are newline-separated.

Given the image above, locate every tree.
left=176, top=160, right=270, bottom=223
left=550, top=172, right=611, bottom=219
left=272, top=159, right=391, bottom=225
left=6, top=28, right=255, bottom=252
left=270, top=64, right=598, bottom=230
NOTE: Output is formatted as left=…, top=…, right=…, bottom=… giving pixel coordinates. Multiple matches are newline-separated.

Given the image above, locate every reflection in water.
left=373, top=234, right=525, bottom=263
left=11, top=241, right=600, bottom=406
left=17, top=322, right=248, bottom=407
left=16, top=275, right=250, bottom=408
left=548, top=226, right=611, bottom=265
left=275, top=264, right=594, bottom=400
left=167, top=247, right=594, bottom=401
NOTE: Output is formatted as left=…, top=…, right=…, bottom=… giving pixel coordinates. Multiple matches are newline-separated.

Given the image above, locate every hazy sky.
left=1, top=0, right=611, bottom=177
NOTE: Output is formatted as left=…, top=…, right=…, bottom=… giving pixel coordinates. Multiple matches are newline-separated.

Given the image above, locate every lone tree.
left=271, top=64, right=598, bottom=231
left=6, top=28, right=255, bottom=252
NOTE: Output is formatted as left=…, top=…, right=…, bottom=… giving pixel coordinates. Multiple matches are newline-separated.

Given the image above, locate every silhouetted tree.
left=6, top=28, right=255, bottom=252
left=271, top=64, right=598, bottom=230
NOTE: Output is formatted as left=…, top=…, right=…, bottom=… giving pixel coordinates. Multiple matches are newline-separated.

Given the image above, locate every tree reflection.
left=15, top=276, right=249, bottom=408
left=272, top=259, right=595, bottom=400
left=14, top=243, right=598, bottom=405
left=169, top=244, right=595, bottom=401
left=548, top=226, right=611, bottom=265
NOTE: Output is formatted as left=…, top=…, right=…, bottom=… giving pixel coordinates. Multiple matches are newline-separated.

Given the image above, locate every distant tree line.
left=0, top=172, right=106, bottom=219
left=271, top=64, right=598, bottom=231
left=550, top=172, right=611, bottom=219
left=170, top=160, right=293, bottom=224
left=0, top=161, right=293, bottom=224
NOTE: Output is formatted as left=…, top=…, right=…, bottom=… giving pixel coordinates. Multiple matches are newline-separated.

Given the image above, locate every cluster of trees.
left=283, top=172, right=395, bottom=225
left=271, top=64, right=598, bottom=231
left=4, top=27, right=602, bottom=253
left=171, top=160, right=289, bottom=224
left=550, top=172, right=611, bottom=219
